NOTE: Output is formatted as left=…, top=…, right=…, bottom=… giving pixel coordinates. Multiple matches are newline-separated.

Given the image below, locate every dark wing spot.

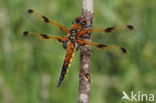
left=58, top=39, right=63, bottom=42
left=120, top=47, right=127, bottom=53
left=23, top=31, right=28, bottom=36
left=105, top=27, right=115, bottom=32
left=127, top=25, right=134, bottom=30
left=28, top=9, right=34, bottom=14
left=63, top=41, right=68, bottom=49
left=42, top=16, right=49, bottom=23
left=97, top=44, right=107, bottom=48
left=41, top=34, right=49, bottom=39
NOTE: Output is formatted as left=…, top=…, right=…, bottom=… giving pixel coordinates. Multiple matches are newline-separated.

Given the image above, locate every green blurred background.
left=0, top=0, right=155, bottom=103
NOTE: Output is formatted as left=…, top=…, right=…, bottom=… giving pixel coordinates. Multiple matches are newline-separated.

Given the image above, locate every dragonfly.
left=23, top=9, right=134, bottom=87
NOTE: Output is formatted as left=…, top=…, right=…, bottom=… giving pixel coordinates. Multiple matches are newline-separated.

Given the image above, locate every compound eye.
left=75, top=19, right=80, bottom=23
left=82, top=21, right=86, bottom=25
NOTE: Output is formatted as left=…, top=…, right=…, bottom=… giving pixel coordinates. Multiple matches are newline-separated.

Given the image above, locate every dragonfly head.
left=74, top=17, right=87, bottom=27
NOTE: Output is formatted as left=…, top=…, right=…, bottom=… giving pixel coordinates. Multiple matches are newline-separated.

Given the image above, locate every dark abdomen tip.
left=57, top=81, right=62, bottom=87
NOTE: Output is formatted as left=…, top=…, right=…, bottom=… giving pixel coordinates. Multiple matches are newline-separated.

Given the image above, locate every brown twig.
left=78, top=0, right=93, bottom=103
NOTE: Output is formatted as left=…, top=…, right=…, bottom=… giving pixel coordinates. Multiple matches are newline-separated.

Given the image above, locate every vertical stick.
left=79, top=0, right=93, bottom=103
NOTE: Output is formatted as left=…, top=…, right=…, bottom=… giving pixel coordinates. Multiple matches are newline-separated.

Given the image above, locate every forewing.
left=27, top=9, right=70, bottom=34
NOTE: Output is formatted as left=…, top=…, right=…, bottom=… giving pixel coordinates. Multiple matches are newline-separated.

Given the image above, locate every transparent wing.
left=27, top=9, right=70, bottom=34
left=23, top=31, right=68, bottom=42
left=77, top=39, right=128, bottom=54
left=92, top=25, right=134, bottom=33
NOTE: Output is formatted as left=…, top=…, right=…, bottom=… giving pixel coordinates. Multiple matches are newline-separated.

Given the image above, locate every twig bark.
left=79, top=0, right=93, bottom=103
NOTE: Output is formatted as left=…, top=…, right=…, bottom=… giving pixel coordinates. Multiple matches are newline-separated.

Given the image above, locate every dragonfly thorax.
left=68, top=29, right=78, bottom=41
left=62, top=29, right=80, bottom=50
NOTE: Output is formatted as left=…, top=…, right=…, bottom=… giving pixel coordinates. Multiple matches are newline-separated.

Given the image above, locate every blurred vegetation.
left=0, top=0, right=156, bottom=103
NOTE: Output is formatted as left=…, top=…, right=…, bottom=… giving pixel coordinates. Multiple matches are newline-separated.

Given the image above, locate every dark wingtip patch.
left=97, top=44, right=107, bottom=48
left=41, top=34, right=49, bottom=39
left=28, top=9, right=33, bottom=14
left=23, top=31, right=28, bottom=36
left=127, top=25, right=134, bottom=30
left=121, top=47, right=127, bottom=53
left=105, top=27, right=115, bottom=32
left=42, top=16, right=49, bottom=23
